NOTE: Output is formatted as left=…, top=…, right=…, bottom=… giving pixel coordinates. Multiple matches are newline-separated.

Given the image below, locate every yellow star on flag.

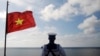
left=15, top=18, right=24, bottom=25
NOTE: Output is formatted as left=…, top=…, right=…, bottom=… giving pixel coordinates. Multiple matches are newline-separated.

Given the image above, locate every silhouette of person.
left=41, top=33, right=66, bottom=56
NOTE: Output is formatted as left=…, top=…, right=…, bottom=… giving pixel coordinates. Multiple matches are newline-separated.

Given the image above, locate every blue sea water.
left=0, top=48, right=100, bottom=56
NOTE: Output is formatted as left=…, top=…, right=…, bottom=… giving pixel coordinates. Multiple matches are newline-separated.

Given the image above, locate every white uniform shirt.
left=42, top=44, right=66, bottom=56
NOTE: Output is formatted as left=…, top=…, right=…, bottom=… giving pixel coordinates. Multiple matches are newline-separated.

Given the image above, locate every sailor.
left=41, top=33, right=66, bottom=56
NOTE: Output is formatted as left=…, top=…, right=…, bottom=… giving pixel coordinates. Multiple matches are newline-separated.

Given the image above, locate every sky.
left=0, top=0, right=100, bottom=47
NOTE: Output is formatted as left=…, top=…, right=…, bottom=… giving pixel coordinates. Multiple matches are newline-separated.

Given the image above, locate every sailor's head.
left=48, top=33, right=56, bottom=41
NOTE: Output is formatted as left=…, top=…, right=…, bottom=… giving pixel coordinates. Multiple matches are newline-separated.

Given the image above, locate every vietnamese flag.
left=7, top=11, right=36, bottom=33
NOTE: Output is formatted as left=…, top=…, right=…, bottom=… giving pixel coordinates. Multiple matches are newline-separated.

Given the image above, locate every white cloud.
left=25, top=6, right=33, bottom=10
left=0, top=26, right=58, bottom=47
left=78, top=15, right=100, bottom=34
left=60, top=33, right=100, bottom=47
left=40, top=0, right=100, bottom=21
left=9, top=0, right=25, bottom=6
left=0, top=11, right=6, bottom=21
left=0, top=26, right=100, bottom=47
left=43, top=26, right=58, bottom=33
left=6, top=27, right=47, bottom=47
left=9, top=0, right=36, bottom=10
left=40, top=3, right=77, bottom=21
left=69, top=0, right=100, bottom=15
left=9, top=0, right=33, bottom=6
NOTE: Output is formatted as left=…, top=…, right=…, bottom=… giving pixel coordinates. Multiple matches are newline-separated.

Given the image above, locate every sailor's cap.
left=48, top=33, right=57, bottom=38
left=48, top=33, right=57, bottom=37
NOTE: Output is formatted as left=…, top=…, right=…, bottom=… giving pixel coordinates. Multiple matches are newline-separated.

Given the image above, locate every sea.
left=0, top=47, right=100, bottom=56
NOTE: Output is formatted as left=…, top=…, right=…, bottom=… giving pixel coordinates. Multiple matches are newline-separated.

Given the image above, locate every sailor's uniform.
left=42, top=44, right=66, bottom=56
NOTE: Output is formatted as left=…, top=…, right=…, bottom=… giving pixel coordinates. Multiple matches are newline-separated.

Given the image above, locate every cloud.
left=43, top=26, right=58, bottom=33
left=78, top=15, right=100, bottom=34
left=0, top=26, right=100, bottom=47
left=9, top=0, right=25, bottom=6
left=0, top=11, right=6, bottom=21
left=9, top=0, right=33, bottom=6
left=25, top=6, right=33, bottom=10
left=0, top=26, right=58, bottom=47
left=40, top=3, right=77, bottom=21
left=5, top=27, right=47, bottom=47
left=9, top=0, right=36, bottom=10
left=40, top=0, right=100, bottom=21
left=69, top=0, right=100, bottom=15
left=59, top=33, right=100, bottom=47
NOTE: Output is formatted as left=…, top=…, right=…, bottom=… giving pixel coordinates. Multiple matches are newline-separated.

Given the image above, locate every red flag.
left=7, top=11, right=36, bottom=33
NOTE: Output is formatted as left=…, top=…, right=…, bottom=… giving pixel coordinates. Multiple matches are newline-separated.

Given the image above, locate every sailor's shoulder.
left=42, top=44, right=48, bottom=48
left=56, top=44, right=61, bottom=47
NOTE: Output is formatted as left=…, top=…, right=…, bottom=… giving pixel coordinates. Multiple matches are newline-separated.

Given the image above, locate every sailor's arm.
left=41, top=46, right=45, bottom=56
left=41, top=45, right=48, bottom=56
left=59, top=45, right=66, bottom=56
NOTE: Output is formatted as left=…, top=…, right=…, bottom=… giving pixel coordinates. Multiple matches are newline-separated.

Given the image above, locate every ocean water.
left=0, top=48, right=100, bottom=56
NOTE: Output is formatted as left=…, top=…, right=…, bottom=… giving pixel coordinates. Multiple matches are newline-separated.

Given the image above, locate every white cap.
left=48, top=33, right=57, bottom=36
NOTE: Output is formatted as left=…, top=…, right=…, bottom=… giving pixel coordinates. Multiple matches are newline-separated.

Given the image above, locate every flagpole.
left=4, top=1, right=9, bottom=56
